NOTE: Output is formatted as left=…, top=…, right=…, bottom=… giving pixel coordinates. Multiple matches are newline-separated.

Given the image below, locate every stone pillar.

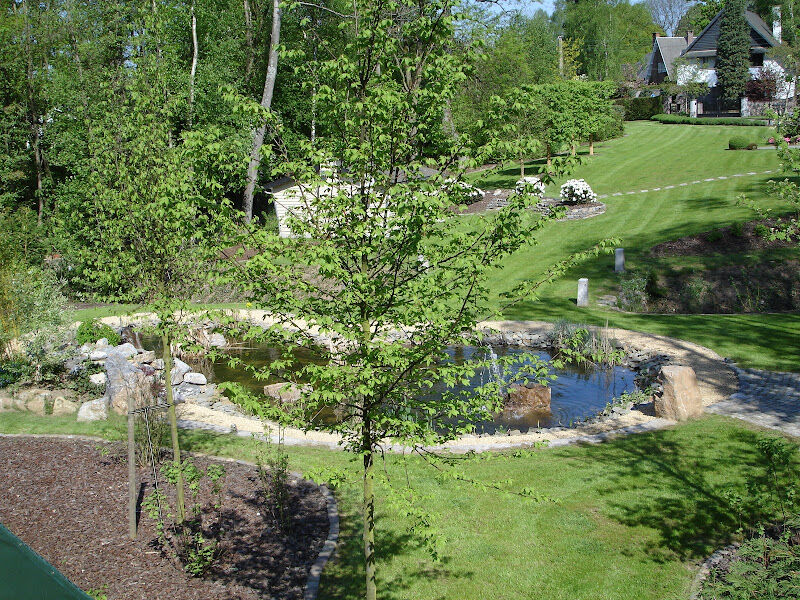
left=615, top=248, right=625, bottom=273
left=577, top=278, right=589, bottom=307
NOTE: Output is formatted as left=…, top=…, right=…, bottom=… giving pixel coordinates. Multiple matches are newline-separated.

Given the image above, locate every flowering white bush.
left=514, top=176, right=546, bottom=199
left=443, top=179, right=484, bottom=205
left=560, top=179, right=596, bottom=205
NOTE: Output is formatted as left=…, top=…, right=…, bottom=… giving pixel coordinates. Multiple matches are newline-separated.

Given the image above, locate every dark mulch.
left=0, top=437, right=329, bottom=600
left=649, top=218, right=793, bottom=257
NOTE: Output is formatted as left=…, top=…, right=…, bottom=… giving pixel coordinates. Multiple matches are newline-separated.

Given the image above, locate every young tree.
left=56, top=20, right=235, bottom=523
left=483, top=87, right=543, bottom=177
left=716, top=0, right=751, bottom=102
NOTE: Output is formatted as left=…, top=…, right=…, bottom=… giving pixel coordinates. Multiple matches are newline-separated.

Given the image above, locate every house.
left=643, top=7, right=793, bottom=116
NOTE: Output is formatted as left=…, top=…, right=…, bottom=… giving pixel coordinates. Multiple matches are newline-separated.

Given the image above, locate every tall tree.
left=646, top=0, right=690, bottom=36
left=242, top=0, right=281, bottom=222
left=716, top=0, right=751, bottom=101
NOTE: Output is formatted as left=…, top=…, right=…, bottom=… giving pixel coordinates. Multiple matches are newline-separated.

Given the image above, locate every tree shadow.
left=573, top=422, right=780, bottom=562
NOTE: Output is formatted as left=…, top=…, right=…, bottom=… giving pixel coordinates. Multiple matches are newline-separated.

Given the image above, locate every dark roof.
left=655, top=37, right=688, bottom=78
left=683, top=9, right=778, bottom=58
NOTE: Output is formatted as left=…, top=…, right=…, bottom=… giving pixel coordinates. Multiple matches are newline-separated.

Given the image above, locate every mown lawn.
left=470, top=120, right=778, bottom=195
left=1, top=412, right=795, bottom=600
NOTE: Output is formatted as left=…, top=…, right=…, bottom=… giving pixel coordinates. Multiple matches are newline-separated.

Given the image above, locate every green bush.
left=754, top=223, right=770, bottom=238
left=76, top=319, right=121, bottom=346
left=730, top=221, right=745, bottom=237
left=0, top=264, right=67, bottom=358
left=596, top=105, right=625, bottom=141
left=616, top=96, right=663, bottom=121
left=0, top=359, right=33, bottom=388
left=652, top=114, right=769, bottom=126
left=728, top=136, right=750, bottom=150
left=779, top=111, right=800, bottom=138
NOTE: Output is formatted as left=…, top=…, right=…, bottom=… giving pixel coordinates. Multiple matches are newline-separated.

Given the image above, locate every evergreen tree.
left=716, top=0, right=751, bottom=102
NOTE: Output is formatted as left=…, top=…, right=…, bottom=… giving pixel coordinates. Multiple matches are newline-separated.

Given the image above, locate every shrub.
left=616, top=96, right=663, bottom=121
left=0, top=359, right=33, bottom=388
left=729, top=136, right=750, bottom=150
left=596, top=105, right=625, bottom=141
left=559, top=179, right=597, bottom=205
left=0, top=264, right=67, bottom=360
left=76, top=319, right=121, bottom=346
left=514, top=176, right=546, bottom=200
left=754, top=223, right=770, bottom=238
left=779, top=110, right=800, bottom=138
left=730, top=221, right=745, bottom=237
left=652, top=114, right=769, bottom=126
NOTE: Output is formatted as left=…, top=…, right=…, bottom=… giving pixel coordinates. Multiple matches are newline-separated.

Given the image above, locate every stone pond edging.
left=2, top=312, right=738, bottom=453
left=0, top=432, right=340, bottom=600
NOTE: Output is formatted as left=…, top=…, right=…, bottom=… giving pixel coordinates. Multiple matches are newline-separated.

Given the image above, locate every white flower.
left=515, top=176, right=546, bottom=199
left=560, top=179, right=596, bottom=204
left=443, top=178, right=484, bottom=204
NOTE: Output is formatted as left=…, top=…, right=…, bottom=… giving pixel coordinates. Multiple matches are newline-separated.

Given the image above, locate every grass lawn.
left=470, top=120, right=778, bottom=195
left=1, top=411, right=795, bottom=600
left=472, top=157, right=800, bottom=370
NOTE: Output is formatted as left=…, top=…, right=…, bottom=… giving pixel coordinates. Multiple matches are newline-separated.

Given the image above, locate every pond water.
left=158, top=340, right=637, bottom=433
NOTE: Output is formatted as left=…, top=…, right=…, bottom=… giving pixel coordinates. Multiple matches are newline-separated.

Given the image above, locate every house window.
left=750, top=53, right=764, bottom=66
left=700, top=56, right=716, bottom=68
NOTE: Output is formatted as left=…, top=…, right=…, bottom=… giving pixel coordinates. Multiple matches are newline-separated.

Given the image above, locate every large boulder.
left=132, top=350, right=156, bottom=365
left=52, top=396, right=79, bottom=416
left=183, top=372, right=207, bottom=386
left=108, top=343, right=138, bottom=359
left=104, top=354, right=152, bottom=414
left=506, top=384, right=551, bottom=412
left=77, top=398, right=109, bottom=422
left=264, top=382, right=310, bottom=405
left=655, top=365, right=703, bottom=421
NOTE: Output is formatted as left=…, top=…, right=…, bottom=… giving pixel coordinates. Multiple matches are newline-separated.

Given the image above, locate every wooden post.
left=127, top=398, right=137, bottom=539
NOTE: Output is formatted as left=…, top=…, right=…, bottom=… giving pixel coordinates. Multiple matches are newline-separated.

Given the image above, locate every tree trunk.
left=22, top=0, right=45, bottom=225
left=363, top=446, right=376, bottom=600
left=162, top=332, right=186, bottom=523
left=188, top=0, right=198, bottom=129
left=128, top=396, right=137, bottom=539
left=243, top=0, right=254, bottom=84
left=242, top=0, right=281, bottom=223
left=519, top=153, right=525, bottom=178
left=589, top=136, right=595, bottom=156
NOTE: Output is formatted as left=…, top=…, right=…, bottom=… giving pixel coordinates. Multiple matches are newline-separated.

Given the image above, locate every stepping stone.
left=612, top=192, right=622, bottom=196
left=692, top=181, right=702, bottom=184
left=679, top=183, right=688, bottom=186
left=732, top=173, right=743, bottom=177
left=640, top=189, right=649, bottom=193
left=652, top=187, right=661, bottom=191
left=626, top=191, right=636, bottom=195
left=704, top=178, right=715, bottom=182
left=717, top=176, right=727, bottom=179
left=664, top=185, right=674, bottom=189
left=747, top=172, right=757, bottom=175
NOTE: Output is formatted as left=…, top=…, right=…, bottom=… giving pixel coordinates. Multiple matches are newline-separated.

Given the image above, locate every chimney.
left=773, top=5, right=782, bottom=42
left=652, top=32, right=659, bottom=45
left=686, top=30, right=694, bottom=46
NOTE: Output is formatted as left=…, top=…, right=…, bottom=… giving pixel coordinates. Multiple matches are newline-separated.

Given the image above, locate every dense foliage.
left=652, top=114, right=769, bottom=125
left=617, top=96, right=665, bottom=120
left=716, top=0, right=751, bottom=101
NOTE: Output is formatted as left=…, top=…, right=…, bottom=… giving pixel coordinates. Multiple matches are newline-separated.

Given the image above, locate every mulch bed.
left=649, top=218, right=793, bottom=257
left=0, top=437, right=329, bottom=600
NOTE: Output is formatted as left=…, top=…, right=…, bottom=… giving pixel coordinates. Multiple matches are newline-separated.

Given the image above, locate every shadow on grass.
left=572, top=420, right=781, bottom=562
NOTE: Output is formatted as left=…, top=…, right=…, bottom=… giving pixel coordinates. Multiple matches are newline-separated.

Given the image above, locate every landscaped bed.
left=0, top=436, right=329, bottom=600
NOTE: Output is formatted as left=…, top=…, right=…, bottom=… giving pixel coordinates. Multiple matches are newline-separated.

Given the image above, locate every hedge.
left=615, top=97, right=664, bottom=121
left=652, top=114, right=769, bottom=126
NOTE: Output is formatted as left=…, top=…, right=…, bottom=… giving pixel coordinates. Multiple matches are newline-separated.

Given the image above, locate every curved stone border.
left=688, top=543, right=740, bottom=599
left=304, top=483, right=339, bottom=600
left=0, top=432, right=340, bottom=599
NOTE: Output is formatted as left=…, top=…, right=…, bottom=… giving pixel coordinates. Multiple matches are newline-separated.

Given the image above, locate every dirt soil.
left=0, top=436, right=328, bottom=600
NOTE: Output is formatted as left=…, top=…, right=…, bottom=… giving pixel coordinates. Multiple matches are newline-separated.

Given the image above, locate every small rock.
left=207, top=333, right=227, bottom=348
left=506, top=384, right=551, bottom=412
left=183, top=372, right=207, bottom=386
left=77, top=398, right=109, bottom=422
left=52, top=397, right=79, bottom=416
left=170, top=358, right=192, bottom=385
left=152, top=359, right=165, bottom=370
left=95, top=338, right=109, bottom=347
left=89, top=350, right=108, bottom=361
left=264, top=382, right=310, bottom=404
left=131, top=350, right=156, bottom=365
left=89, top=372, right=107, bottom=386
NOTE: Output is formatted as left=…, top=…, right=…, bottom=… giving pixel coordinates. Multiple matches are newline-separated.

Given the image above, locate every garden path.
left=706, top=365, right=800, bottom=438
left=594, top=169, right=778, bottom=200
